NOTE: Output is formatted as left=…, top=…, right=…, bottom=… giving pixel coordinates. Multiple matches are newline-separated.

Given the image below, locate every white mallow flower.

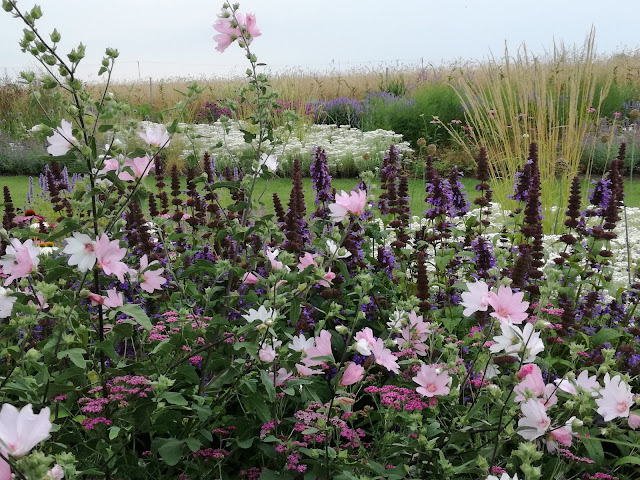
left=325, top=239, right=351, bottom=259
left=253, top=153, right=279, bottom=174
left=490, top=322, right=544, bottom=363
left=242, top=305, right=278, bottom=326
left=0, top=287, right=17, bottom=319
left=355, top=338, right=372, bottom=356
left=387, top=309, right=406, bottom=331
left=62, top=232, right=96, bottom=272
left=596, top=374, right=634, bottom=421
left=288, top=334, right=314, bottom=353
left=486, top=473, right=519, bottom=480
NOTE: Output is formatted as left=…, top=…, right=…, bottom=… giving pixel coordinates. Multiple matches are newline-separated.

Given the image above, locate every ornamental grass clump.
left=2, top=2, right=640, bottom=479
left=449, top=29, right=612, bottom=232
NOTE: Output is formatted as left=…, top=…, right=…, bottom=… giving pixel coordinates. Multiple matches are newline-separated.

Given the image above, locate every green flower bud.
left=50, top=29, right=61, bottom=43
left=25, top=348, right=42, bottom=361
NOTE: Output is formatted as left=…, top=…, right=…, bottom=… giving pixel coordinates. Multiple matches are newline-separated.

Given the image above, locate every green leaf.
left=157, top=438, right=183, bottom=466
left=290, top=298, right=301, bottom=325
left=614, top=455, right=640, bottom=467
left=98, top=124, right=113, bottom=132
left=57, top=348, right=86, bottom=368
left=118, top=304, right=152, bottom=330
left=108, top=426, right=120, bottom=440
left=591, top=328, right=620, bottom=346
left=167, top=118, right=179, bottom=134
left=160, top=392, right=188, bottom=406
left=95, top=340, right=117, bottom=361
left=184, top=437, right=201, bottom=452
left=260, top=370, right=276, bottom=402
left=583, top=436, right=604, bottom=464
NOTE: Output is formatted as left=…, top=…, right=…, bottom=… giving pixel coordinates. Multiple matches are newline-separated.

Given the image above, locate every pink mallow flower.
left=0, top=239, right=40, bottom=285
left=318, top=270, right=335, bottom=288
left=328, top=189, right=367, bottom=222
left=517, top=398, right=550, bottom=440
left=628, top=412, right=640, bottom=430
left=486, top=285, right=529, bottom=324
left=413, top=364, right=452, bottom=397
left=46, top=119, right=76, bottom=156
left=139, top=255, right=166, bottom=293
left=94, top=234, right=128, bottom=283
left=461, top=281, right=490, bottom=316
left=137, top=125, right=170, bottom=148
left=0, top=403, right=52, bottom=456
left=242, top=272, right=259, bottom=285
left=63, top=232, right=96, bottom=272
left=297, top=252, right=318, bottom=272
left=546, top=420, right=573, bottom=452
left=340, top=363, right=365, bottom=386
left=119, top=156, right=153, bottom=181
left=213, top=11, right=261, bottom=53
left=596, top=374, right=634, bottom=421
left=297, top=330, right=333, bottom=375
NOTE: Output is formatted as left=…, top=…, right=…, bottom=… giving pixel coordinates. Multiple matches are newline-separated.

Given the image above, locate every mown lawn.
left=3, top=175, right=640, bottom=218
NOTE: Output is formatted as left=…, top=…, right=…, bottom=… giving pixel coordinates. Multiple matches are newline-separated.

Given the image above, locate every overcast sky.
left=1, top=1, right=638, bottom=83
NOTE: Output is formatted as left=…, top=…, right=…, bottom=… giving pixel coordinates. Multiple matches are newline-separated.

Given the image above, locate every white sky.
left=1, top=1, right=639, bottom=83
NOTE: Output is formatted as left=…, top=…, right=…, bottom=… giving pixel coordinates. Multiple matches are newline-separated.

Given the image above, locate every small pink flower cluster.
left=78, top=375, right=154, bottom=428
left=148, top=310, right=210, bottom=342
left=364, top=385, right=434, bottom=411
left=557, top=449, right=595, bottom=464
left=81, top=417, right=112, bottom=430
left=238, top=467, right=265, bottom=480
left=191, top=448, right=230, bottom=461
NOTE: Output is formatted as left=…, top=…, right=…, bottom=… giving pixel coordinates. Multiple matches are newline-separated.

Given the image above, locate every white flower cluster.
left=141, top=121, right=412, bottom=174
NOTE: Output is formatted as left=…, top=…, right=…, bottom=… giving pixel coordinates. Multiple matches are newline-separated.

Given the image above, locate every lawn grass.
left=4, top=175, right=640, bottom=219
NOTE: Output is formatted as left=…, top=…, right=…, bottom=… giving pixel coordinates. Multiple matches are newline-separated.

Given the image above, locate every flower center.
left=84, top=243, right=94, bottom=253
left=426, top=383, right=437, bottom=393
left=617, top=401, right=629, bottom=413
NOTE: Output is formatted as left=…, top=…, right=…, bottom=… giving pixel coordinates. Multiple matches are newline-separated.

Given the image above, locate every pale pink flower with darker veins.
left=0, top=239, right=40, bottom=285
left=297, top=252, right=318, bottom=272
left=318, top=270, right=335, bottom=288
left=328, top=189, right=367, bottom=222
left=354, top=327, right=376, bottom=356
left=0, top=403, right=52, bottom=456
left=628, top=412, right=640, bottom=429
left=302, top=330, right=333, bottom=368
left=139, top=255, right=166, bottom=293
left=270, top=368, right=292, bottom=387
left=94, top=234, right=128, bottom=283
left=340, top=363, right=364, bottom=386
left=514, top=365, right=545, bottom=402
left=461, top=281, right=490, bottom=316
left=596, top=374, right=634, bottom=421
left=265, top=247, right=286, bottom=271
left=138, top=125, right=170, bottom=147
left=258, top=343, right=278, bottom=363
left=213, top=11, right=261, bottom=53
left=242, top=272, right=259, bottom=285
left=546, top=421, right=573, bottom=452
left=104, top=289, right=124, bottom=308
left=46, top=119, right=76, bottom=156
left=486, top=285, right=529, bottom=324
left=46, top=464, right=64, bottom=480
left=63, top=232, right=96, bottom=272
left=370, top=338, right=399, bottom=373
left=554, top=370, right=599, bottom=397
left=119, top=156, right=153, bottom=181
left=413, top=364, right=451, bottom=397
left=518, top=398, right=550, bottom=440
left=396, top=311, right=431, bottom=356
